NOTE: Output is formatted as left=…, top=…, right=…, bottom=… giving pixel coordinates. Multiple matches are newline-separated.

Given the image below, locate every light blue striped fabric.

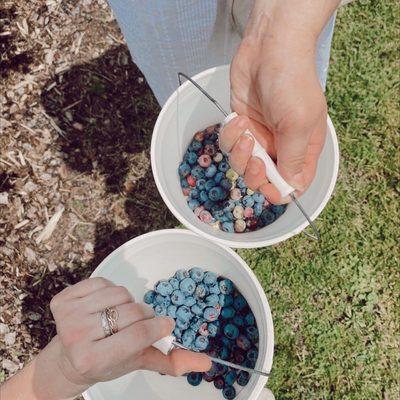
left=109, top=0, right=336, bottom=105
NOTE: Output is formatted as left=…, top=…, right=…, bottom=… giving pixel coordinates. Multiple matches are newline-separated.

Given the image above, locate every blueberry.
left=233, top=295, right=248, bottom=311
left=221, top=307, right=235, bottom=319
left=164, top=305, right=176, bottom=319
left=214, top=171, right=224, bottom=184
left=246, top=326, right=259, bottom=341
left=205, top=164, right=217, bottom=178
left=222, top=385, right=236, bottom=400
left=154, top=305, right=167, bottom=316
left=184, top=296, right=196, bottom=307
left=204, top=199, right=216, bottom=210
left=143, top=290, right=156, bottom=304
left=178, top=162, right=191, bottom=177
left=191, top=165, right=206, bottom=180
left=176, top=319, right=190, bottom=330
left=184, top=151, right=198, bottom=165
left=220, top=178, right=232, bottom=190
left=168, top=278, right=180, bottom=290
left=199, top=190, right=209, bottom=202
left=204, top=307, right=218, bottom=322
left=236, top=334, right=252, bottom=351
left=208, top=322, right=219, bottom=337
left=189, top=188, right=199, bottom=199
left=247, top=347, right=259, bottom=362
left=233, top=348, right=246, bottom=364
left=191, top=316, right=205, bottom=332
left=176, top=305, right=192, bottom=322
left=237, top=370, right=250, bottom=386
left=212, top=209, right=225, bottom=221
left=218, top=161, right=229, bottom=172
left=182, top=328, right=196, bottom=347
left=220, top=346, right=231, bottom=360
left=196, top=178, right=206, bottom=191
left=213, top=376, right=225, bottom=390
left=188, top=198, right=200, bottom=210
left=173, top=327, right=182, bottom=339
left=203, top=371, right=215, bottom=382
left=209, top=186, right=224, bottom=201
left=187, top=372, right=203, bottom=386
left=222, top=200, right=235, bottom=212
left=259, top=209, right=275, bottom=226
left=191, top=140, right=203, bottom=151
left=253, top=202, right=263, bottom=217
left=219, top=294, right=234, bottom=307
left=236, top=176, right=246, bottom=189
left=174, top=269, right=189, bottom=281
left=180, top=178, right=189, bottom=188
left=244, top=358, right=256, bottom=368
left=205, top=294, right=219, bottom=307
left=242, top=195, right=255, bottom=208
left=224, top=370, right=237, bottom=386
left=180, top=277, right=196, bottom=296
left=252, top=193, right=265, bottom=203
left=192, top=303, right=206, bottom=316
left=233, top=315, right=245, bottom=327
left=219, top=279, right=234, bottom=294
left=203, top=271, right=217, bottom=285
left=171, top=290, right=185, bottom=305
left=194, top=283, right=208, bottom=299
left=224, top=323, right=239, bottom=339
left=155, top=280, right=174, bottom=296
left=221, top=337, right=235, bottom=348
left=244, top=312, right=255, bottom=326
left=208, top=282, right=221, bottom=295
left=154, top=294, right=171, bottom=307
left=189, top=267, right=204, bottom=283
left=222, top=221, right=234, bottom=233
left=205, top=179, right=216, bottom=191
left=194, top=335, right=209, bottom=351
left=224, top=211, right=234, bottom=221
left=270, top=204, right=286, bottom=217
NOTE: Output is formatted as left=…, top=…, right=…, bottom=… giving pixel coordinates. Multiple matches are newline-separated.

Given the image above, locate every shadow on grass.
left=21, top=45, right=177, bottom=349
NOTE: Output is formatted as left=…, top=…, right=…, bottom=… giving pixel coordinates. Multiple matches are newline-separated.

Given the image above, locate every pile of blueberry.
left=178, top=124, right=287, bottom=233
left=144, top=267, right=259, bottom=399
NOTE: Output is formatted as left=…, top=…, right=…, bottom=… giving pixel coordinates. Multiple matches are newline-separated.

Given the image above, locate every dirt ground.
left=1, top=0, right=177, bottom=380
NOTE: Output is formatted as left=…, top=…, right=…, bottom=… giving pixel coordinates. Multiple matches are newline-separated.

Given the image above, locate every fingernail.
left=238, top=134, right=253, bottom=150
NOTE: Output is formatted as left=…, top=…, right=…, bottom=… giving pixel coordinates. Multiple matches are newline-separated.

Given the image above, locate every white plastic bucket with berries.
left=151, top=65, right=339, bottom=248
left=83, top=230, right=274, bottom=400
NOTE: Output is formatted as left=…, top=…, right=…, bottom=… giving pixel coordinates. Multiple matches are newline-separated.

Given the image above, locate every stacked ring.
left=100, top=310, right=112, bottom=337
left=106, top=307, right=119, bottom=335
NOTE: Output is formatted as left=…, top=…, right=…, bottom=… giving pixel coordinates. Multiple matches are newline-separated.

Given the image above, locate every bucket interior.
left=152, top=65, right=338, bottom=247
left=85, top=230, right=273, bottom=400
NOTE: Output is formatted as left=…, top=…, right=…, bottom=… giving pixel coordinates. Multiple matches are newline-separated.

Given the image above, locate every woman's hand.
left=52, top=277, right=211, bottom=386
left=2, top=278, right=211, bottom=400
left=220, top=0, right=340, bottom=204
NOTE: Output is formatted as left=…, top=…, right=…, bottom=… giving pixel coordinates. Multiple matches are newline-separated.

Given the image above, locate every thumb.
left=275, top=130, right=310, bottom=192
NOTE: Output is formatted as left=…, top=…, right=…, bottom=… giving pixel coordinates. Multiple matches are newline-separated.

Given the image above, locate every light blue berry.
left=205, top=164, right=217, bottom=178
left=188, top=198, right=200, bottom=210
left=176, top=319, right=190, bottom=330
left=155, top=280, right=173, bottom=296
left=184, top=296, right=196, bottom=307
left=143, top=290, right=156, bottom=304
left=219, top=294, right=234, bottom=307
left=180, top=277, right=196, bottom=296
left=208, top=282, right=221, bottom=295
left=171, top=290, right=185, bottom=305
left=252, top=192, right=265, bottom=203
left=192, top=302, right=206, bottom=316
left=182, top=329, right=196, bottom=347
left=203, top=307, right=218, bottom=322
left=208, top=322, right=219, bottom=337
left=174, top=269, right=189, bottom=281
left=169, top=278, right=179, bottom=290
left=222, top=221, right=234, bottom=233
left=194, top=283, right=208, bottom=299
left=194, top=335, right=209, bottom=351
left=154, top=305, right=167, bottom=316
left=254, top=202, right=263, bottom=217
left=242, top=195, right=255, bottom=208
left=167, top=305, right=177, bottom=318
left=173, top=327, right=182, bottom=339
left=205, top=294, right=219, bottom=307
left=154, top=294, right=171, bottom=307
left=189, top=267, right=204, bottom=283
left=176, top=305, right=192, bottom=322
left=214, top=171, right=224, bottom=184
left=205, top=179, right=216, bottom=191
left=219, top=278, right=234, bottom=295
left=203, top=271, right=217, bottom=285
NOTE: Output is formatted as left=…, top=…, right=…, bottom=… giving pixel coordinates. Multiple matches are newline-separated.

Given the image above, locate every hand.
left=220, top=0, right=338, bottom=204
left=51, top=278, right=211, bottom=387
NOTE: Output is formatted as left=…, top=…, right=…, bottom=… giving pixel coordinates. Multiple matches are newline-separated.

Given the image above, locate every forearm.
left=1, top=336, right=88, bottom=400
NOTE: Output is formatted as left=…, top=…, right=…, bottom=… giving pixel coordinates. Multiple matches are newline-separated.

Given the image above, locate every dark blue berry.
left=222, top=385, right=236, bottom=399
left=187, top=372, right=202, bottom=386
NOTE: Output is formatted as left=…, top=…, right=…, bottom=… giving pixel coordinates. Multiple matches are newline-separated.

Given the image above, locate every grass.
left=237, top=1, right=399, bottom=398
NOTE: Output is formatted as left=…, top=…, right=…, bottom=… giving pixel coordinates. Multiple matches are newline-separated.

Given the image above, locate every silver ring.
left=100, top=310, right=112, bottom=337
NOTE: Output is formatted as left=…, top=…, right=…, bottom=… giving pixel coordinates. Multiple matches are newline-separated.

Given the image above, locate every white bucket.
left=151, top=65, right=339, bottom=248
left=83, top=229, right=274, bottom=400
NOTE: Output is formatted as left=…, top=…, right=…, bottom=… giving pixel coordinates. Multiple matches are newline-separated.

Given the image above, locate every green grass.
left=237, top=1, right=399, bottom=398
